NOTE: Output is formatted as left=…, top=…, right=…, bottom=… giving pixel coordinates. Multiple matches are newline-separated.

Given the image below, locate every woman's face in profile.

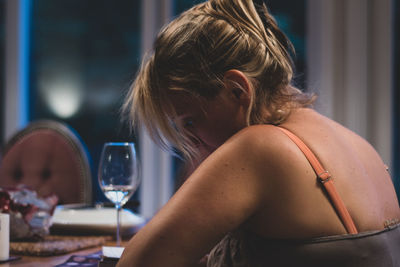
left=170, top=89, right=248, bottom=153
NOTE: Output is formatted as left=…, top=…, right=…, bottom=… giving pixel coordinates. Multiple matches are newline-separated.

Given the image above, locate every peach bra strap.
left=277, top=126, right=358, bottom=234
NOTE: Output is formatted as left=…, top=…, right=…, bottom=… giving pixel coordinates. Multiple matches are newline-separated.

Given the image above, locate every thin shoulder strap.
left=277, top=127, right=358, bottom=234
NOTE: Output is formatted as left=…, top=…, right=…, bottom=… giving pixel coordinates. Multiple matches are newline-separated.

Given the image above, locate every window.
left=29, top=0, right=141, bottom=204
left=267, top=0, right=306, bottom=89
left=174, top=0, right=205, bottom=13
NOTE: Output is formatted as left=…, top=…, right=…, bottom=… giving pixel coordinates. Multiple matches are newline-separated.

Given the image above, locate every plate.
left=50, top=205, right=145, bottom=236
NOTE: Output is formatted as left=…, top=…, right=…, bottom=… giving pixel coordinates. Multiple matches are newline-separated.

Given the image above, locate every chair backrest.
left=0, top=120, right=92, bottom=205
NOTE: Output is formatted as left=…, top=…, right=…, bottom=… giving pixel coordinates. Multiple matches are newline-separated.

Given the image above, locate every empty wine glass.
left=98, top=142, right=140, bottom=246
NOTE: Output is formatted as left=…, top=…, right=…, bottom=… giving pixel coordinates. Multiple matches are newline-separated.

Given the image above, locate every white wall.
left=139, top=0, right=174, bottom=219
left=307, top=0, right=393, bottom=169
left=4, top=0, right=30, bottom=141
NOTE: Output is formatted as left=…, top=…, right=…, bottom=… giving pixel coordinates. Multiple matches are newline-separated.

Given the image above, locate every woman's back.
left=248, top=108, right=400, bottom=239
left=207, top=108, right=400, bottom=267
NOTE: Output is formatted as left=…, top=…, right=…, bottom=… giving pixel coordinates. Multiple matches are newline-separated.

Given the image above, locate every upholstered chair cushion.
left=0, top=120, right=92, bottom=205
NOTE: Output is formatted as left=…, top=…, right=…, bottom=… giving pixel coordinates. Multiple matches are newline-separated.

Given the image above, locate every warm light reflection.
left=42, top=82, right=83, bottom=118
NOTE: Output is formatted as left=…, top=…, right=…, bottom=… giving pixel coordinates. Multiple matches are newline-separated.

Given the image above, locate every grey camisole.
left=207, top=223, right=400, bottom=266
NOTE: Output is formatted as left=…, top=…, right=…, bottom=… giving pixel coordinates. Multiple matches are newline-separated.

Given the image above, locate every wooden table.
left=3, top=246, right=102, bottom=266
left=2, top=240, right=124, bottom=267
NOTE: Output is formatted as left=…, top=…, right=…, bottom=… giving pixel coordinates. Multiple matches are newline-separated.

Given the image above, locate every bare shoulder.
left=215, top=124, right=300, bottom=171
left=222, top=124, right=291, bottom=156
left=190, top=124, right=285, bottom=189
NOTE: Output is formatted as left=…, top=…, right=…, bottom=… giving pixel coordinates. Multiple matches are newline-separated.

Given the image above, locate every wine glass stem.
left=116, top=203, right=122, bottom=246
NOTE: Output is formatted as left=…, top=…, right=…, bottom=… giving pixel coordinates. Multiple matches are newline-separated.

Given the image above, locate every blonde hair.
left=123, top=0, right=315, bottom=160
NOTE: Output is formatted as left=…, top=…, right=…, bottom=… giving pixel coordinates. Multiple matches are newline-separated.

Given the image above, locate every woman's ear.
left=223, top=69, right=251, bottom=104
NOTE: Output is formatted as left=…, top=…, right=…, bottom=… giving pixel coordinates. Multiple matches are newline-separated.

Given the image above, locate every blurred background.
left=0, top=0, right=398, bottom=218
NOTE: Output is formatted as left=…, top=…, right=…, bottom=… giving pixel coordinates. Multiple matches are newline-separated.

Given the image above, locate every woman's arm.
left=117, top=127, right=276, bottom=267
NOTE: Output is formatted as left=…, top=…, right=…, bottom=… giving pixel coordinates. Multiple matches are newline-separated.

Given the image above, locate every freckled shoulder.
left=216, top=124, right=295, bottom=177
left=224, top=124, right=291, bottom=156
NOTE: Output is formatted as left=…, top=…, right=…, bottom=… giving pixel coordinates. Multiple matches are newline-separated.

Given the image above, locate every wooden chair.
left=0, top=120, right=92, bottom=205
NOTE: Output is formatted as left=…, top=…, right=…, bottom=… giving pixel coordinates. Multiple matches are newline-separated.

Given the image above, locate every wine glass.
left=98, top=142, right=140, bottom=246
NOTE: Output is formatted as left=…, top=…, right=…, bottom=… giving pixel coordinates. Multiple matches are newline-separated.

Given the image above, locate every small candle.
left=0, top=213, right=9, bottom=261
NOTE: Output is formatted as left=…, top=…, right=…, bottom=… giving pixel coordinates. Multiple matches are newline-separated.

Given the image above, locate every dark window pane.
left=29, top=0, right=141, bottom=204
left=266, top=0, right=306, bottom=89
left=174, top=0, right=205, bottom=13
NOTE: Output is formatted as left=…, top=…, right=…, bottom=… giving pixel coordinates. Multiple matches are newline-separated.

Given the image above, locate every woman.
left=118, top=0, right=400, bottom=266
